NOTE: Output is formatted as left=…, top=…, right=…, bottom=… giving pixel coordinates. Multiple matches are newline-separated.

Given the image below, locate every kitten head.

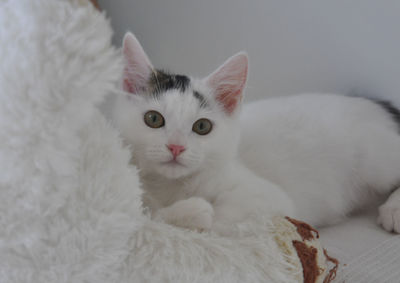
left=113, top=32, right=248, bottom=179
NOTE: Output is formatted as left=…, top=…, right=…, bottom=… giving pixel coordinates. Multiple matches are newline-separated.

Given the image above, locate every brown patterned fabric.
left=89, top=0, right=100, bottom=10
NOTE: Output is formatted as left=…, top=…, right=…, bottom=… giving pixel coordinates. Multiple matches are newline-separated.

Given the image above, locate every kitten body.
left=112, top=32, right=400, bottom=233
left=138, top=154, right=293, bottom=232
left=240, top=94, right=400, bottom=228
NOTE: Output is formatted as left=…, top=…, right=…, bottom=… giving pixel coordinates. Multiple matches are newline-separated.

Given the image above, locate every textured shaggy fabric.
left=0, top=0, right=142, bottom=281
left=0, top=1, right=297, bottom=282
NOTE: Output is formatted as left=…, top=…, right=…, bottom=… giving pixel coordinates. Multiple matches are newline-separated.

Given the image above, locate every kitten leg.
left=359, top=129, right=400, bottom=233
left=378, top=188, right=400, bottom=233
left=211, top=179, right=294, bottom=235
left=153, top=197, right=214, bottom=231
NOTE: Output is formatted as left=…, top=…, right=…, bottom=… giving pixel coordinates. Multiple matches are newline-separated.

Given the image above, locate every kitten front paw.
left=154, top=197, right=214, bottom=232
left=378, top=203, right=400, bottom=233
left=179, top=198, right=214, bottom=232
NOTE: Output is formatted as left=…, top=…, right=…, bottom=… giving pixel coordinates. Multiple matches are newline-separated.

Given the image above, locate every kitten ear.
left=122, top=32, right=154, bottom=94
left=205, top=52, right=248, bottom=114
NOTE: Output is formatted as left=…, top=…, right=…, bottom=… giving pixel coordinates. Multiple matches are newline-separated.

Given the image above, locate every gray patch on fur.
left=148, top=70, right=190, bottom=94
left=373, top=100, right=400, bottom=132
left=350, top=92, right=400, bottom=133
left=193, top=91, right=208, bottom=108
left=146, top=70, right=210, bottom=108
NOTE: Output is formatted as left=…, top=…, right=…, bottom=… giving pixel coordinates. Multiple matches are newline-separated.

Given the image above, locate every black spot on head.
left=373, top=100, right=400, bottom=132
left=193, top=91, right=208, bottom=108
left=148, top=70, right=190, bottom=94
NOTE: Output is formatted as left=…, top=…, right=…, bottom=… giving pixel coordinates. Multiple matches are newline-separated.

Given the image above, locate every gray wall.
left=98, top=0, right=400, bottom=103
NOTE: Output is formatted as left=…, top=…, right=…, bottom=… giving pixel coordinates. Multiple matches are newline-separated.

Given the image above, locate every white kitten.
left=112, top=32, right=400, bottom=234
left=111, top=32, right=293, bottom=232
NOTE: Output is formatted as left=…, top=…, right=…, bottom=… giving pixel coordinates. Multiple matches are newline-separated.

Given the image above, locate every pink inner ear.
left=214, top=74, right=247, bottom=114
left=123, top=77, right=135, bottom=93
left=207, top=53, right=248, bottom=114
left=122, top=33, right=154, bottom=94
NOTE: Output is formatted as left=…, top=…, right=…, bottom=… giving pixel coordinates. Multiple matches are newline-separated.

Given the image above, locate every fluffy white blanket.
left=0, top=1, right=297, bottom=282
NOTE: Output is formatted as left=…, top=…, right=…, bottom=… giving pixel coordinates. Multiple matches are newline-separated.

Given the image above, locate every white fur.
left=240, top=94, right=400, bottom=231
left=0, top=1, right=300, bottom=282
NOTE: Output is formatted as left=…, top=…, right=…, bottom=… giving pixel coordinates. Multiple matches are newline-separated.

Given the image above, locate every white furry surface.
left=0, top=0, right=142, bottom=281
left=0, top=1, right=296, bottom=282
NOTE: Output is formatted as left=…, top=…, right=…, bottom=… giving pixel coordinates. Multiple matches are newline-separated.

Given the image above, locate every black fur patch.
left=193, top=91, right=208, bottom=108
left=148, top=70, right=190, bottom=94
left=373, top=100, right=400, bottom=132
left=349, top=92, right=400, bottom=132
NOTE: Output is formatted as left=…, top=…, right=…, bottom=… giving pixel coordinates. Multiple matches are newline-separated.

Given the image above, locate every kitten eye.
left=192, top=118, right=213, bottom=135
left=144, top=110, right=165, bottom=128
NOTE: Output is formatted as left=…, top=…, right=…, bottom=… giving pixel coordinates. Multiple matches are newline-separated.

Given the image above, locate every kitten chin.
left=153, top=162, right=197, bottom=180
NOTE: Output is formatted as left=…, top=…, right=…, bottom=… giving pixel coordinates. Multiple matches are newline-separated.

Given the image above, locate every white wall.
left=98, top=0, right=400, bottom=103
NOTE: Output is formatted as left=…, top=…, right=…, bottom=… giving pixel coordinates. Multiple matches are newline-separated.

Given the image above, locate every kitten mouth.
left=162, top=159, right=185, bottom=167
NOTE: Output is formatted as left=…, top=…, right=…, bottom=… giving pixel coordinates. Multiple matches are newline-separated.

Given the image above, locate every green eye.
left=144, top=110, right=165, bottom=128
left=192, top=118, right=213, bottom=135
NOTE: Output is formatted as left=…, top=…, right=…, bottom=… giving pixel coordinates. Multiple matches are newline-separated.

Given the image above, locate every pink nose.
left=167, top=144, right=186, bottom=158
